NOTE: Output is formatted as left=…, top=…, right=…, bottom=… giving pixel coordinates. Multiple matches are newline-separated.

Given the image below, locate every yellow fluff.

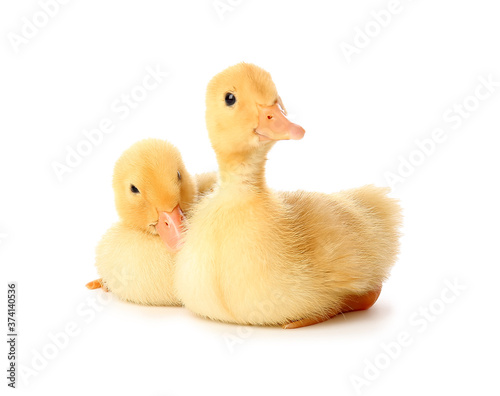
left=93, top=138, right=216, bottom=306
left=174, top=63, right=402, bottom=326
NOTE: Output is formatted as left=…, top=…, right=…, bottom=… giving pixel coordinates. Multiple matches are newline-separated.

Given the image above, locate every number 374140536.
left=7, top=283, right=16, bottom=334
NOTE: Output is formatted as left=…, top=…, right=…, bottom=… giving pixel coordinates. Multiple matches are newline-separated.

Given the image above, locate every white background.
left=1, top=1, right=499, bottom=395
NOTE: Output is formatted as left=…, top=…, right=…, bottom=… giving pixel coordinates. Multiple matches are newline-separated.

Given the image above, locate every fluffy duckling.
left=174, top=63, right=402, bottom=327
left=86, top=138, right=216, bottom=306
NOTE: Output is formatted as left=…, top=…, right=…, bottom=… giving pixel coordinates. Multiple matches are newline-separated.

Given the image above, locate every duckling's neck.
left=216, top=149, right=269, bottom=190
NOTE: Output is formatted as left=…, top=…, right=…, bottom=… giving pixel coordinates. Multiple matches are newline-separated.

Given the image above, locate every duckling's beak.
left=156, top=205, right=185, bottom=252
left=255, top=103, right=305, bottom=141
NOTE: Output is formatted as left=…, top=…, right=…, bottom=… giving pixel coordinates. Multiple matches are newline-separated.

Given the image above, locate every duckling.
left=174, top=63, right=402, bottom=327
left=86, top=138, right=216, bottom=306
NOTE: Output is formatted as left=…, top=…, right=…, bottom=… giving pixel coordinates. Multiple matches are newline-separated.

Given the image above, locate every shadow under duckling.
left=174, top=63, right=402, bottom=327
left=86, top=138, right=216, bottom=306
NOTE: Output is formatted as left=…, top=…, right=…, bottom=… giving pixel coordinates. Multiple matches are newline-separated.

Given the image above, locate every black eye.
left=130, top=185, right=140, bottom=194
left=177, top=171, right=181, bottom=181
left=225, top=92, right=236, bottom=106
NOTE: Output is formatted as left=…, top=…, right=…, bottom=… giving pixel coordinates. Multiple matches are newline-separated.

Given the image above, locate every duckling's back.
left=281, top=184, right=402, bottom=293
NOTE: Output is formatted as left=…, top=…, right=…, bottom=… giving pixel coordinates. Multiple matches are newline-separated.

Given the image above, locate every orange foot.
left=283, top=286, right=382, bottom=329
left=85, top=278, right=109, bottom=292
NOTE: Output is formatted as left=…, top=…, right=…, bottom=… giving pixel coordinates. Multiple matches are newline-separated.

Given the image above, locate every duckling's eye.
left=177, top=171, right=182, bottom=181
left=225, top=92, right=236, bottom=106
left=130, top=184, right=140, bottom=194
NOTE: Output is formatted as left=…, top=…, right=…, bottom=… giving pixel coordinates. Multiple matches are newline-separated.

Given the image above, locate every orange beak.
left=255, top=103, right=305, bottom=141
left=156, top=205, right=185, bottom=252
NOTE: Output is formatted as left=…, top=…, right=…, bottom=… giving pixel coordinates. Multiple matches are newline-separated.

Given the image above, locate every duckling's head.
left=205, top=63, right=305, bottom=168
left=112, top=138, right=196, bottom=251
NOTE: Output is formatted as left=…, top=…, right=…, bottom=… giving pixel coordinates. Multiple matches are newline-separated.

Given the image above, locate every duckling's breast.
left=96, top=223, right=180, bottom=306
left=175, top=185, right=339, bottom=324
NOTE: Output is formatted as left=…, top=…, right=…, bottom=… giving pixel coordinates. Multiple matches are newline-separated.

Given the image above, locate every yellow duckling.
left=86, top=138, right=216, bottom=306
left=174, top=63, right=402, bottom=327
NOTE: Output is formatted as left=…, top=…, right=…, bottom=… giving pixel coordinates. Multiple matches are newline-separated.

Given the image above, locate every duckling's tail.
left=336, top=184, right=403, bottom=281
left=343, top=185, right=403, bottom=233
